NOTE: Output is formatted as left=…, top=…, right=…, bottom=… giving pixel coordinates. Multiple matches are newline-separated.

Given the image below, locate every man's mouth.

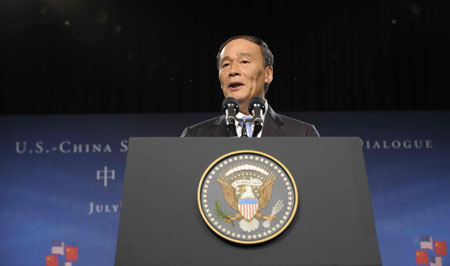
left=228, top=82, right=244, bottom=90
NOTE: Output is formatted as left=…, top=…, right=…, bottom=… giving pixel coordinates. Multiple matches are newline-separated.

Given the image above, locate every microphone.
left=248, top=96, right=265, bottom=137
left=222, top=97, right=239, bottom=137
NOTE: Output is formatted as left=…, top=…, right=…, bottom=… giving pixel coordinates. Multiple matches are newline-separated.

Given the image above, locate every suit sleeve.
left=180, top=127, right=192, bottom=137
left=307, top=125, right=320, bottom=137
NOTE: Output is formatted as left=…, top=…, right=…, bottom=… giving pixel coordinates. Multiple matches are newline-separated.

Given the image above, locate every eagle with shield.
left=216, top=164, right=277, bottom=232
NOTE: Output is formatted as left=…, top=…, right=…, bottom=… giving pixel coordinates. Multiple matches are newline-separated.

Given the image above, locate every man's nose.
left=228, top=63, right=240, bottom=77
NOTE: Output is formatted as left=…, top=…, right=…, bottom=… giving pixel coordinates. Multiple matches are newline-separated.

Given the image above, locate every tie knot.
left=242, top=115, right=253, bottom=122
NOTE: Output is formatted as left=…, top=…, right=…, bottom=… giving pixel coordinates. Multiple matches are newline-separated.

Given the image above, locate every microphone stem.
left=227, top=124, right=238, bottom=137
left=252, top=123, right=262, bottom=137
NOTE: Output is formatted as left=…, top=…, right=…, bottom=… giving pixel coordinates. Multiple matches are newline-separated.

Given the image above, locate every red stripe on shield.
left=239, top=200, right=258, bottom=221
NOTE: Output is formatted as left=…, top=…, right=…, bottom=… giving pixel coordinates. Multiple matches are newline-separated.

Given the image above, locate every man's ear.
left=264, top=66, right=273, bottom=84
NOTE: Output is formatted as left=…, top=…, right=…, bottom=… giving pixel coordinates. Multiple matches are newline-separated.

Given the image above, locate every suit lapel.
left=212, top=115, right=229, bottom=136
left=262, top=105, right=285, bottom=137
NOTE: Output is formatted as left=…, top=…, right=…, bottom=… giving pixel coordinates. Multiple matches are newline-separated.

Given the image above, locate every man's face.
left=218, top=39, right=273, bottom=114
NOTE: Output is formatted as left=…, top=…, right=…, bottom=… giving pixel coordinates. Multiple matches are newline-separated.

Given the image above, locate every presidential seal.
left=198, top=150, right=298, bottom=244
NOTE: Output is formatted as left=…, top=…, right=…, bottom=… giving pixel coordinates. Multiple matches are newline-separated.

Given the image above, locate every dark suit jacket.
left=181, top=105, right=319, bottom=137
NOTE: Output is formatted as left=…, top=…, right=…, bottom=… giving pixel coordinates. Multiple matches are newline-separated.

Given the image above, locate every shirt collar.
left=234, top=100, right=268, bottom=138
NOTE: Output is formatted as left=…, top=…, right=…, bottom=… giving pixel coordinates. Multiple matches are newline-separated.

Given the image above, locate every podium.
left=115, top=137, right=382, bottom=266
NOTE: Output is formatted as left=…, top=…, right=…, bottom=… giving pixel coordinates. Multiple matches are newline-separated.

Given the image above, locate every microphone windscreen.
left=249, top=96, right=265, bottom=114
left=222, top=97, right=239, bottom=113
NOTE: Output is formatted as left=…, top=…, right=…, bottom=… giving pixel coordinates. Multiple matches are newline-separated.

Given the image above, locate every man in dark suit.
left=181, top=35, right=319, bottom=137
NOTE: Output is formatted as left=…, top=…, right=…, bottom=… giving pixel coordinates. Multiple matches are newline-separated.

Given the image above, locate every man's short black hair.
left=216, top=35, right=274, bottom=93
left=216, top=35, right=274, bottom=69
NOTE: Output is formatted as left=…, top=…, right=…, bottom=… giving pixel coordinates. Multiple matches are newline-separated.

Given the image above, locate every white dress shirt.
left=234, top=101, right=269, bottom=138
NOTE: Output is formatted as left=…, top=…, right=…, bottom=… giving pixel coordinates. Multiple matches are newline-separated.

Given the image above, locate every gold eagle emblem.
left=198, top=150, right=298, bottom=244
left=216, top=164, right=277, bottom=232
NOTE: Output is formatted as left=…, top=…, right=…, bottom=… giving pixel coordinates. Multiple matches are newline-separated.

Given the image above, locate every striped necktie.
left=240, top=116, right=253, bottom=137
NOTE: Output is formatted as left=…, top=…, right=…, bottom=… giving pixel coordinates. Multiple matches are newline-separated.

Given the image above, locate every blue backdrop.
left=0, top=111, right=449, bottom=265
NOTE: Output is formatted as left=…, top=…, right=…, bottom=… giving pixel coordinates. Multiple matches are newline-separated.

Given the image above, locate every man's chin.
left=225, top=92, right=242, bottom=101
left=229, top=96, right=248, bottom=105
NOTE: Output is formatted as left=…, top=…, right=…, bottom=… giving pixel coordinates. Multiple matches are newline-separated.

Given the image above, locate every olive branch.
left=215, top=200, right=234, bottom=227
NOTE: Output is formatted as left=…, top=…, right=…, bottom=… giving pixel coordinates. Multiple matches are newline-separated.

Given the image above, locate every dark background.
left=1, top=0, right=449, bottom=115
